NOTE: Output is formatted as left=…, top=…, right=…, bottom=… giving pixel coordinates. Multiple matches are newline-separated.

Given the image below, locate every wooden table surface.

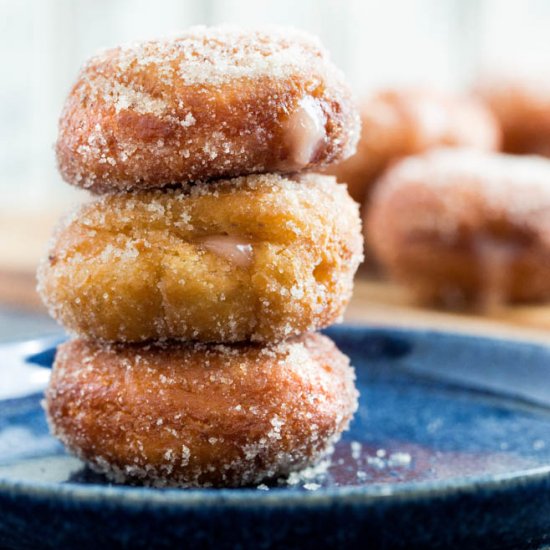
left=345, top=277, right=550, bottom=345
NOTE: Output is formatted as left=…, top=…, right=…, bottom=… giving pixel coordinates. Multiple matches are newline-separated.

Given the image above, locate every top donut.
left=56, top=26, right=360, bottom=192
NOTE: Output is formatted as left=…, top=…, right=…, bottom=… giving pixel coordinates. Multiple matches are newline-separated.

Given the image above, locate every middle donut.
left=38, top=172, right=363, bottom=343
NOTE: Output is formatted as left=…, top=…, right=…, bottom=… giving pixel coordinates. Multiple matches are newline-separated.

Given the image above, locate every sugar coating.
left=106, top=26, right=322, bottom=86
left=44, top=333, right=358, bottom=488
left=373, top=149, right=550, bottom=227
left=367, top=148, right=550, bottom=306
left=325, top=87, right=500, bottom=205
left=37, top=173, right=364, bottom=343
left=56, top=25, right=360, bottom=192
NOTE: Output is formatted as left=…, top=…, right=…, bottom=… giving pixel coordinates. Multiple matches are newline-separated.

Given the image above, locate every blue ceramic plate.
left=1, top=326, right=550, bottom=549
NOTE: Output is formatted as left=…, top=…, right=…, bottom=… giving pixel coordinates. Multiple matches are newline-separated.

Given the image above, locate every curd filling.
left=281, top=96, right=327, bottom=169
left=199, top=235, right=254, bottom=268
left=474, top=235, right=521, bottom=309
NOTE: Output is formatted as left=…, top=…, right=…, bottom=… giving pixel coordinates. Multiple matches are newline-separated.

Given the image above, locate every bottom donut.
left=45, top=333, right=358, bottom=488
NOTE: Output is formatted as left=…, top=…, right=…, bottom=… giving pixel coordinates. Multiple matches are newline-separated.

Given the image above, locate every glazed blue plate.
left=1, top=326, right=550, bottom=549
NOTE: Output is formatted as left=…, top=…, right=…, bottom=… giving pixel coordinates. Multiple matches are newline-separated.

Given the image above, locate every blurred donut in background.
left=326, top=88, right=501, bottom=207
left=366, top=148, right=550, bottom=309
left=477, top=75, right=550, bottom=157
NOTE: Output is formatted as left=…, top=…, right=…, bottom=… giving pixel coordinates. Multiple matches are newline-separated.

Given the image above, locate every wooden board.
left=345, top=278, right=550, bottom=345
left=0, top=212, right=61, bottom=273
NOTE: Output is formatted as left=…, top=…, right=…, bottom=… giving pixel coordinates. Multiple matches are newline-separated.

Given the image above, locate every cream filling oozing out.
left=198, top=235, right=254, bottom=268
left=280, top=96, right=327, bottom=170
left=473, top=235, right=522, bottom=310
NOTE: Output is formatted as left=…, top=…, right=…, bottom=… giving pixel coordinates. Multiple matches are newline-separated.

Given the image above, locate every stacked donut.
left=37, top=27, right=363, bottom=487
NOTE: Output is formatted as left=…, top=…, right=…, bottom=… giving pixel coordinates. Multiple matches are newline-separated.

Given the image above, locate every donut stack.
left=38, top=27, right=363, bottom=487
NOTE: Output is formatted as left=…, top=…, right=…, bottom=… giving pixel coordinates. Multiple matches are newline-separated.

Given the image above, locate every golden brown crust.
left=326, top=88, right=500, bottom=206
left=366, top=149, right=550, bottom=308
left=56, top=26, right=359, bottom=192
left=45, top=333, right=358, bottom=487
left=477, top=75, right=550, bottom=156
left=37, top=173, right=363, bottom=342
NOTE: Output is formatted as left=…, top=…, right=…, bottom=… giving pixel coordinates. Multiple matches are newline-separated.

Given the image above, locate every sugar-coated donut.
left=38, top=173, right=363, bottom=343
left=45, top=333, right=358, bottom=487
left=56, top=26, right=360, bottom=193
left=477, top=75, right=550, bottom=156
left=366, top=149, right=550, bottom=308
left=326, top=88, right=500, bottom=206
